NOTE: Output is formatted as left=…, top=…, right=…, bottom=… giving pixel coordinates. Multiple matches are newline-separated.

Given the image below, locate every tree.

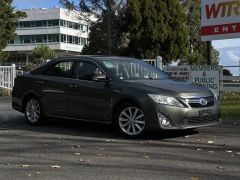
left=179, top=0, right=219, bottom=65
left=60, top=0, right=125, bottom=55
left=82, top=8, right=124, bottom=55
left=223, top=69, right=232, bottom=76
left=0, top=0, right=26, bottom=63
left=29, top=45, right=56, bottom=66
left=123, top=0, right=188, bottom=64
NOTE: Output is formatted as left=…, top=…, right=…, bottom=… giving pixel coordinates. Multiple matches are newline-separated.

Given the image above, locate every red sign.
left=201, top=0, right=240, bottom=41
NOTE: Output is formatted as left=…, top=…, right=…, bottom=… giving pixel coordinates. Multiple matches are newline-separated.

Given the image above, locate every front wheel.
left=114, top=103, right=146, bottom=138
left=24, top=97, right=44, bottom=125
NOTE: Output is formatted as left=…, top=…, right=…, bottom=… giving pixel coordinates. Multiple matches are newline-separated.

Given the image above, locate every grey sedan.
left=12, top=56, right=220, bottom=137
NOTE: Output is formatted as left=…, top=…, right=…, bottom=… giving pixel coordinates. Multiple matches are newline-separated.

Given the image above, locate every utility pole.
left=207, top=41, right=212, bottom=65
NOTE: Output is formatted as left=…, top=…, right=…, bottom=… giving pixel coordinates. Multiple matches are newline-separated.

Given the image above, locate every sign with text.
left=164, top=65, right=220, bottom=97
left=190, top=65, right=220, bottom=97
left=201, top=0, right=240, bottom=41
left=164, top=66, right=190, bottom=81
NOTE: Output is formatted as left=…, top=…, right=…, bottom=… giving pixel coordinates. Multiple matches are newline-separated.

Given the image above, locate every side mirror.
left=92, top=74, right=111, bottom=83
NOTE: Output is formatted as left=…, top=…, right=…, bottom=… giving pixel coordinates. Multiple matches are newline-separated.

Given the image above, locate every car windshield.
left=98, top=58, right=169, bottom=80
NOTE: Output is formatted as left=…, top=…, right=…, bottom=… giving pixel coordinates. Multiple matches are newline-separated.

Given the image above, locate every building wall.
left=4, top=8, right=91, bottom=54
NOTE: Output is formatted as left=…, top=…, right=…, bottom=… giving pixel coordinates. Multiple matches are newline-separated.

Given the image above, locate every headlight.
left=148, top=94, right=184, bottom=107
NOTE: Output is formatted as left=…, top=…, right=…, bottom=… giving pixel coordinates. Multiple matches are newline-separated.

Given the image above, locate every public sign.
left=190, top=65, right=220, bottom=97
left=201, top=0, right=240, bottom=41
left=164, top=65, right=220, bottom=97
left=164, top=66, right=190, bottom=81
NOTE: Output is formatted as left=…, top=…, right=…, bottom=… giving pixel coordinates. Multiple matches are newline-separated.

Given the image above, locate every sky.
left=13, top=0, right=240, bottom=75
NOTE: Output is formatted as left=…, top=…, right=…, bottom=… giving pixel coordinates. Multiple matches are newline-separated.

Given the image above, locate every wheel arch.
left=112, top=97, right=142, bottom=123
left=21, top=92, right=41, bottom=112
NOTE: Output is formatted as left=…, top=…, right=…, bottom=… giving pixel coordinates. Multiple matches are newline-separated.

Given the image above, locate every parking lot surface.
left=0, top=97, right=240, bottom=180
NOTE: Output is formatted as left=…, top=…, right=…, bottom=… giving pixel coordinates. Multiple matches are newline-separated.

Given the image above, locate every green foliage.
left=179, top=0, right=220, bottom=65
left=124, top=0, right=188, bottom=64
left=82, top=10, right=123, bottom=55
left=0, top=0, right=26, bottom=63
left=223, top=69, right=232, bottom=76
left=0, top=51, right=8, bottom=64
left=30, top=45, right=56, bottom=65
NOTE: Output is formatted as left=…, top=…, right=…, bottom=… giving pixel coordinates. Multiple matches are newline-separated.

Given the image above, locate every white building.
left=3, top=8, right=91, bottom=67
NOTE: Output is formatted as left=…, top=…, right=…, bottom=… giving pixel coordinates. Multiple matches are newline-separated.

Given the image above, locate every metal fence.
left=143, top=59, right=157, bottom=67
left=221, top=66, right=240, bottom=92
left=1, top=60, right=239, bottom=93
left=0, top=65, right=16, bottom=90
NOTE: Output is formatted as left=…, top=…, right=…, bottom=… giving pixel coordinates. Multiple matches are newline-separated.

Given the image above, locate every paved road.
left=0, top=97, right=240, bottom=180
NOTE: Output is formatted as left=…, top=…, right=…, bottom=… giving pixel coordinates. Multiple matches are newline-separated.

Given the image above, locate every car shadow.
left=0, top=113, right=199, bottom=140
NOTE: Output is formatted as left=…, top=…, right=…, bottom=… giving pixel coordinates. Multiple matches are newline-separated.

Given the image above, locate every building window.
left=66, top=35, right=69, bottom=43
left=48, top=20, right=53, bottom=26
left=52, top=20, right=59, bottom=26
left=80, top=24, right=83, bottom=31
left=16, top=19, right=88, bottom=33
left=31, top=36, right=36, bottom=43
left=23, top=21, right=30, bottom=27
left=43, top=35, right=48, bottom=43
left=60, top=20, right=64, bottom=26
left=42, top=20, right=47, bottom=27
left=30, top=21, right=36, bottom=27
left=79, top=37, right=82, bottom=45
left=11, top=34, right=84, bottom=45
left=69, top=36, right=72, bottom=44
left=53, top=34, right=59, bottom=42
left=48, top=34, right=53, bottom=42
left=69, top=22, right=73, bottom=28
left=35, top=21, right=41, bottom=27
left=36, top=35, right=42, bottom=43
left=75, top=37, right=78, bottom=44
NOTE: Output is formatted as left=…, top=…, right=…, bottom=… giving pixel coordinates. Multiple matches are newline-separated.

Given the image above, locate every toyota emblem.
left=200, top=98, right=208, bottom=106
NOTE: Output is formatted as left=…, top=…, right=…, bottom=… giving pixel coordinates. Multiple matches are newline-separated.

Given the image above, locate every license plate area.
left=199, top=109, right=212, bottom=116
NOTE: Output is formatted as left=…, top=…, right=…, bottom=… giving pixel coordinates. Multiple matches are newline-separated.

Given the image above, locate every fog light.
left=158, top=113, right=172, bottom=128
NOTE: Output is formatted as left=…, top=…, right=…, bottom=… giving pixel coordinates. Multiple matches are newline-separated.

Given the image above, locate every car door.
left=40, top=60, right=74, bottom=117
left=68, top=60, right=113, bottom=122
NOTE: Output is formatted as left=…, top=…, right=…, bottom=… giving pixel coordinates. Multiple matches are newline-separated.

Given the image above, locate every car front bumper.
left=143, top=100, right=220, bottom=130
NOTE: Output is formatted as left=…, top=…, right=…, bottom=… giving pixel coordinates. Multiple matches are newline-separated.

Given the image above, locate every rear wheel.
left=114, top=103, right=146, bottom=138
left=24, top=97, right=44, bottom=125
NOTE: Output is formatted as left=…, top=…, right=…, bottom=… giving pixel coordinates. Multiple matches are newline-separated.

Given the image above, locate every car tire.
left=24, top=96, right=44, bottom=125
left=114, top=102, right=146, bottom=138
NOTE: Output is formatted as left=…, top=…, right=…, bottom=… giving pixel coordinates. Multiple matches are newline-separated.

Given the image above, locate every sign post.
left=207, top=41, right=212, bottom=65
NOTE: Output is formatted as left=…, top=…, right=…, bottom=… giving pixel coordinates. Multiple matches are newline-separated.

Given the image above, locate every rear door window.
left=44, top=61, right=73, bottom=78
left=72, top=61, right=103, bottom=81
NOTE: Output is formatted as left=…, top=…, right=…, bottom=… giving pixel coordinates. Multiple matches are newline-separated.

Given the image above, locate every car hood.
left=125, top=78, right=212, bottom=96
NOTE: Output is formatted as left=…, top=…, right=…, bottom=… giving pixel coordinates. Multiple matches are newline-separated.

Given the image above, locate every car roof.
left=54, top=55, right=136, bottom=62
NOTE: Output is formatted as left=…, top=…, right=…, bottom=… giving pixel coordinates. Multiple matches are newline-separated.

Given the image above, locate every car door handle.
left=69, top=84, right=79, bottom=88
left=36, top=80, right=44, bottom=84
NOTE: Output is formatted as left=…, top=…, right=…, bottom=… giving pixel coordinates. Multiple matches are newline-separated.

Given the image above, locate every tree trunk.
left=106, top=0, right=112, bottom=55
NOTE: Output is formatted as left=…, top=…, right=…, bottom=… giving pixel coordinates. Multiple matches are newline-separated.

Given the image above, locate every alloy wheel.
left=118, top=107, right=145, bottom=136
left=26, top=99, right=41, bottom=123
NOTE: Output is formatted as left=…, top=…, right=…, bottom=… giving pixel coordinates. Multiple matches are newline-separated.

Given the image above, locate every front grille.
left=189, top=101, right=214, bottom=107
left=183, top=116, right=219, bottom=127
left=184, top=96, right=214, bottom=108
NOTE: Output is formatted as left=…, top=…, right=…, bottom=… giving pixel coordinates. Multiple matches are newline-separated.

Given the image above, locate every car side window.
left=72, top=61, right=103, bottom=80
left=44, top=61, right=73, bottom=78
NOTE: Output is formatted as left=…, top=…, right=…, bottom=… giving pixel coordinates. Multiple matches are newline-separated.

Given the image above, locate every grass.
left=221, top=92, right=240, bottom=120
